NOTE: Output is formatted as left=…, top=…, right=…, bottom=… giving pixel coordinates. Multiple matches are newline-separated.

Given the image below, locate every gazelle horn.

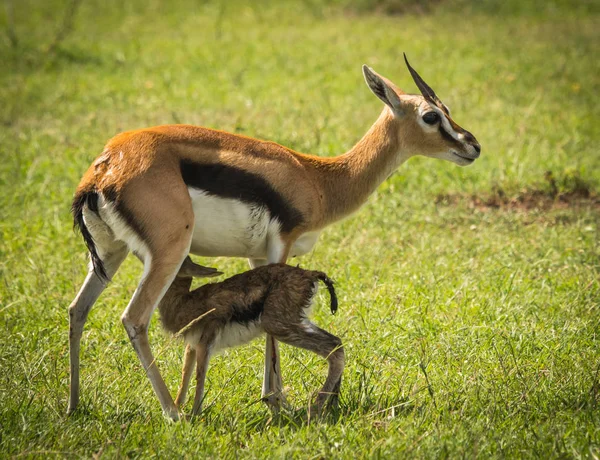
left=404, top=53, right=443, bottom=108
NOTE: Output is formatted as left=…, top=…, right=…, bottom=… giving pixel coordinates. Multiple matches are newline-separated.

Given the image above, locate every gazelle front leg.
left=250, top=259, right=283, bottom=409
left=250, top=240, right=289, bottom=411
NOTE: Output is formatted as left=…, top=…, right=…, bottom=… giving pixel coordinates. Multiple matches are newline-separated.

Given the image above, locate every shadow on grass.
left=66, top=402, right=149, bottom=425
left=197, top=401, right=345, bottom=431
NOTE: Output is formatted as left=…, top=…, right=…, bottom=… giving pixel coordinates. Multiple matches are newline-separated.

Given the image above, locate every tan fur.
left=75, top=97, right=475, bottom=238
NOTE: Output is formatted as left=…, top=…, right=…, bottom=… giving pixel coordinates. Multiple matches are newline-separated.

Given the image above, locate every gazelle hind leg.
left=121, top=240, right=192, bottom=420
left=68, top=244, right=128, bottom=414
left=175, top=344, right=196, bottom=408
left=116, top=172, right=196, bottom=420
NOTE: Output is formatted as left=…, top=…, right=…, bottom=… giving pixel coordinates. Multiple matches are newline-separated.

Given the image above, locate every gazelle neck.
left=314, top=107, right=409, bottom=225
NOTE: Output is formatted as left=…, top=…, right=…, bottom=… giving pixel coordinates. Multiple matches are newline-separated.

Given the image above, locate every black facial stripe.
left=180, top=161, right=304, bottom=233
left=439, top=124, right=464, bottom=149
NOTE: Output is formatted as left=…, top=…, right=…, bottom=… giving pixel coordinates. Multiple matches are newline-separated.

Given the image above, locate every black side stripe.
left=180, top=161, right=304, bottom=233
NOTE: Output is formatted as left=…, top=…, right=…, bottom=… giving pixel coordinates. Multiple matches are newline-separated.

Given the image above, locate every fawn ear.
left=178, top=257, right=223, bottom=278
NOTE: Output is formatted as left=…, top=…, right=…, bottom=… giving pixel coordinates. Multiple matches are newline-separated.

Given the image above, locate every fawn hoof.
left=309, top=392, right=339, bottom=419
left=308, top=404, right=322, bottom=420
left=178, top=412, right=196, bottom=422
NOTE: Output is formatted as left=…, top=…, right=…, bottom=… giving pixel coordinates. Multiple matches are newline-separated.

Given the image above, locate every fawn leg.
left=191, top=343, right=210, bottom=416
left=175, top=344, right=196, bottom=408
left=275, top=322, right=344, bottom=414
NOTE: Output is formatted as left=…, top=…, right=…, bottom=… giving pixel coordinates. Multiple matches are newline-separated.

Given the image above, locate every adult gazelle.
left=68, top=55, right=480, bottom=420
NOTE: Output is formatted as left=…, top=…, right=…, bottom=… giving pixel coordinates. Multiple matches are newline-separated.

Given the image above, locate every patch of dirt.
left=436, top=172, right=600, bottom=212
left=437, top=189, right=599, bottom=212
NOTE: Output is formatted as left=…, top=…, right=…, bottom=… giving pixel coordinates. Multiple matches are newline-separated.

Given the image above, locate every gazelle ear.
left=362, top=65, right=404, bottom=115
left=178, top=256, right=223, bottom=278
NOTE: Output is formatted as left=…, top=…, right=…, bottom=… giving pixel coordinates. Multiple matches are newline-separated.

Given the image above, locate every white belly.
left=188, top=188, right=277, bottom=258
left=183, top=321, right=264, bottom=354
left=212, top=322, right=264, bottom=352
left=187, top=188, right=321, bottom=261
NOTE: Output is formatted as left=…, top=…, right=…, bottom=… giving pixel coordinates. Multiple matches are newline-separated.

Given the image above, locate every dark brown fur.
left=158, top=263, right=336, bottom=337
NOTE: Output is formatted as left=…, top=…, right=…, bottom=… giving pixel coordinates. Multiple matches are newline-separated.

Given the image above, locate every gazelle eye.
left=422, top=112, right=440, bottom=125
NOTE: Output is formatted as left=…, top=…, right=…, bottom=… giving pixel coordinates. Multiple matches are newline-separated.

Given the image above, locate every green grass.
left=1, top=0, right=599, bottom=457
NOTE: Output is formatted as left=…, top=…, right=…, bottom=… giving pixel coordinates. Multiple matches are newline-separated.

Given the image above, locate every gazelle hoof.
left=163, top=408, right=182, bottom=422
left=261, top=392, right=288, bottom=412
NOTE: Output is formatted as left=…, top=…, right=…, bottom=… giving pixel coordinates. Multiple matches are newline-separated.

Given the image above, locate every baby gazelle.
left=158, top=257, right=344, bottom=417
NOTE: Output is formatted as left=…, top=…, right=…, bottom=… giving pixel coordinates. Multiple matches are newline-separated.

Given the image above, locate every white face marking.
left=416, top=100, right=476, bottom=166
left=429, top=105, right=462, bottom=141
left=416, top=100, right=462, bottom=141
left=188, top=188, right=276, bottom=258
